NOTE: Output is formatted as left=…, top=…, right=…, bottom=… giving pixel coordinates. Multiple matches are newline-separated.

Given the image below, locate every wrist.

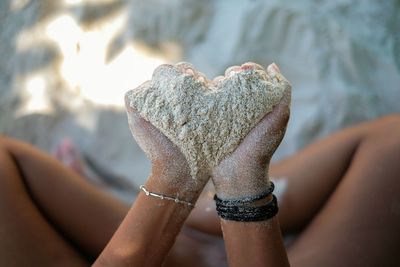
left=96, top=179, right=194, bottom=267
left=146, top=172, right=203, bottom=203
left=213, top=165, right=271, bottom=200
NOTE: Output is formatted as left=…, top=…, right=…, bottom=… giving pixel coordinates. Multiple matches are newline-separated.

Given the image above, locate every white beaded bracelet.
left=139, top=185, right=195, bottom=207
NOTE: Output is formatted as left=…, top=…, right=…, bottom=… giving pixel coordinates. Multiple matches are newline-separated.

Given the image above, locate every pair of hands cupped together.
left=125, top=89, right=290, bottom=203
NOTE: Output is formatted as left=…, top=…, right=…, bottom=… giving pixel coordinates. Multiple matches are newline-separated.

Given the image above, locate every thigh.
left=1, top=136, right=130, bottom=258
left=0, top=146, right=89, bottom=266
left=269, top=119, right=371, bottom=232
left=287, top=116, right=400, bottom=266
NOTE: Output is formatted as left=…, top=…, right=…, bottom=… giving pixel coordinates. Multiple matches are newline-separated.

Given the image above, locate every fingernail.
left=241, top=62, right=264, bottom=71
left=224, top=66, right=241, bottom=77
left=267, top=62, right=281, bottom=74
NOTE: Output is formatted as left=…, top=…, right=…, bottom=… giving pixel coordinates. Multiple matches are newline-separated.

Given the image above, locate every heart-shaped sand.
left=126, top=62, right=291, bottom=178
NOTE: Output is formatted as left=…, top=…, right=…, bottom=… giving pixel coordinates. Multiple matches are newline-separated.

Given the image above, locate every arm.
left=221, top=216, right=289, bottom=267
left=212, top=63, right=291, bottom=267
left=93, top=174, right=193, bottom=266
left=94, top=104, right=209, bottom=266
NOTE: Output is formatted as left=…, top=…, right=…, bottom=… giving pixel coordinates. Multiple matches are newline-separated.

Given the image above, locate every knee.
left=376, top=114, right=400, bottom=127
left=0, top=134, right=6, bottom=149
left=0, top=145, right=13, bottom=185
left=0, top=134, right=10, bottom=151
left=0, top=136, right=16, bottom=169
left=368, top=114, right=400, bottom=137
left=0, top=135, right=20, bottom=152
left=365, top=114, right=400, bottom=153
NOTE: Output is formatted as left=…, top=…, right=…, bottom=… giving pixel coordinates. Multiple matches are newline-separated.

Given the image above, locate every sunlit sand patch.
left=64, top=0, right=116, bottom=6
left=13, top=0, right=179, bottom=114
left=16, top=75, right=54, bottom=116
left=44, top=12, right=168, bottom=107
left=10, top=0, right=31, bottom=12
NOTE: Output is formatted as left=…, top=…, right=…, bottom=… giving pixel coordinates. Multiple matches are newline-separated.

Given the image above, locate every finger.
left=263, top=88, right=291, bottom=131
left=234, top=85, right=291, bottom=161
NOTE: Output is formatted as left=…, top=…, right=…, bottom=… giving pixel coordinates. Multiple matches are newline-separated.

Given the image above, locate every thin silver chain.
left=139, top=185, right=195, bottom=207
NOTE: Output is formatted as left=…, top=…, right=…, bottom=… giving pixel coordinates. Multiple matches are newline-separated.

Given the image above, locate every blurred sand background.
left=1, top=0, right=399, bottom=200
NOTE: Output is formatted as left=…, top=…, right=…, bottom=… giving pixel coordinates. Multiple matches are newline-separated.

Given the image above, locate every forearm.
left=94, top=175, right=194, bottom=267
left=221, top=216, right=289, bottom=267
left=214, top=168, right=290, bottom=267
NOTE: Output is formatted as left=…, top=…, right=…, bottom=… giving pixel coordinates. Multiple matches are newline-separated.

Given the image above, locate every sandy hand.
left=212, top=63, right=291, bottom=200
left=125, top=98, right=210, bottom=201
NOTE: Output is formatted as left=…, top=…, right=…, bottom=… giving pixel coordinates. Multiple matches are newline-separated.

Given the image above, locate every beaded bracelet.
left=214, top=182, right=278, bottom=222
left=214, top=181, right=275, bottom=205
left=139, top=185, right=195, bottom=207
left=216, top=194, right=278, bottom=222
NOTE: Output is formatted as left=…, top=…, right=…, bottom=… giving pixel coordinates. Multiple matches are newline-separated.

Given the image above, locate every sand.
left=125, top=62, right=291, bottom=179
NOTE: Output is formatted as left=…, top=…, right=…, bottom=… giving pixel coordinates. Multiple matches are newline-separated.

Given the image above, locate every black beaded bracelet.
left=213, top=181, right=275, bottom=206
left=215, top=194, right=278, bottom=222
left=214, top=182, right=278, bottom=222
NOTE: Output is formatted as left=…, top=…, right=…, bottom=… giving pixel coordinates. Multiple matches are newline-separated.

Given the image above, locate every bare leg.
left=0, top=135, right=129, bottom=265
left=0, top=142, right=87, bottom=266
left=286, top=115, right=400, bottom=266
left=269, top=119, right=366, bottom=232
left=0, top=136, right=226, bottom=266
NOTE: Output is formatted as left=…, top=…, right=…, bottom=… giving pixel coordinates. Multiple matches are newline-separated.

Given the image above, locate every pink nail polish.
left=267, top=63, right=281, bottom=74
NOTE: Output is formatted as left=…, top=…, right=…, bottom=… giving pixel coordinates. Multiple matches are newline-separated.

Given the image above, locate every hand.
left=125, top=95, right=210, bottom=202
left=212, top=71, right=291, bottom=200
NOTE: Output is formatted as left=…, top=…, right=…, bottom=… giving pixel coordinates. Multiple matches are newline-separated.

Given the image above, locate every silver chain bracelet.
left=139, top=185, right=195, bottom=207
